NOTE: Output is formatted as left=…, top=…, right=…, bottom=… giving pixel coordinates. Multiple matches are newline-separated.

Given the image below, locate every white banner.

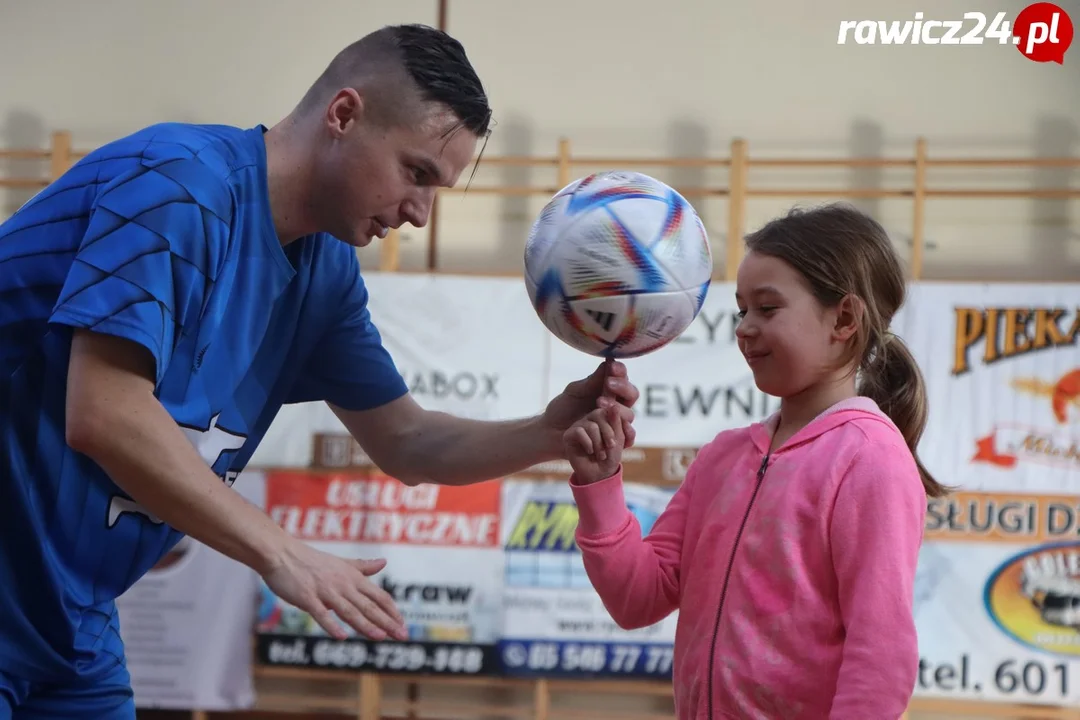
left=898, top=282, right=1079, bottom=494
left=364, top=273, right=552, bottom=419
left=116, top=471, right=263, bottom=710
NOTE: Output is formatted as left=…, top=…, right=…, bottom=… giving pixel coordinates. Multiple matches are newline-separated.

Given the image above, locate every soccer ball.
left=523, top=171, right=713, bottom=359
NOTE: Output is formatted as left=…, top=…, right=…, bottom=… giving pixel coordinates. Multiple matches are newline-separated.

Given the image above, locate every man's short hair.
left=302, top=24, right=492, bottom=138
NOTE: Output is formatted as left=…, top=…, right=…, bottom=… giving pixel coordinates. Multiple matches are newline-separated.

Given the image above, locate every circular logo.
left=1013, top=2, right=1074, bottom=64
left=984, top=541, right=1080, bottom=657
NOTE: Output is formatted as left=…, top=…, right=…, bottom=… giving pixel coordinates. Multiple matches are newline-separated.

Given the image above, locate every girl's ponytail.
left=858, top=333, right=950, bottom=498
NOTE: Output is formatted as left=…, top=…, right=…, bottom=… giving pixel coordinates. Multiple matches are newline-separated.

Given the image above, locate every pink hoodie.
left=570, top=397, right=927, bottom=720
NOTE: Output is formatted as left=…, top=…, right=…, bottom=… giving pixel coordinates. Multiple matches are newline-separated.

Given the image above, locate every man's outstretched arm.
left=65, top=330, right=407, bottom=642
left=331, top=396, right=559, bottom=486
left=331, top=361, right=639, bottom=487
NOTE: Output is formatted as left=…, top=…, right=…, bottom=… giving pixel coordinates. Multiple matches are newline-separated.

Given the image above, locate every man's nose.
left=402, top=188, right=436, bottom=228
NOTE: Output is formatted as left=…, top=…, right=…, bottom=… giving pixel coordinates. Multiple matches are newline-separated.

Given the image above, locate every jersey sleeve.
left=287, top=247, right=408, bottom=411
left=49, top=157, right=234, bottom=386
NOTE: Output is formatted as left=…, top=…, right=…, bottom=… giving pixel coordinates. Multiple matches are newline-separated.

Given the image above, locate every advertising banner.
left=901, top=284, right=1080, bottom=707
left=897, top=282, right=1079, bottom=495
left=497, top=477, right=679, bottom=680
left=254, top=464, right=504, bottom=676
left=912, top=491, right=1080, bottom=706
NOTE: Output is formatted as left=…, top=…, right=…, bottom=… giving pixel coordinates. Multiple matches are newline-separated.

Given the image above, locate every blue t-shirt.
left=0, top=122, right=408, bottom=681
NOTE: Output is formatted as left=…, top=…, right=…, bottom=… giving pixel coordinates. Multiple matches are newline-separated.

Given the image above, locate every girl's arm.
left=828, top=440, right=927, bottom=719
left=572, top=469, right=695, bottom=629
left=566, top=409, right=705, bottom=629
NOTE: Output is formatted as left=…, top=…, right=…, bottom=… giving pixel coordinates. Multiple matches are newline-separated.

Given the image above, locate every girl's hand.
left=564, top=403, right=627, bottom=484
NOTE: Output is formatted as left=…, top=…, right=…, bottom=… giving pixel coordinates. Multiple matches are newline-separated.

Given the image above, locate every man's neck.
left=263, top=119, right=317, bottom=245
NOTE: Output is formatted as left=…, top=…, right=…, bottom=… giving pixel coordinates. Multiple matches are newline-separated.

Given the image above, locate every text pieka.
left=953, top=306, right=1080, bottom=375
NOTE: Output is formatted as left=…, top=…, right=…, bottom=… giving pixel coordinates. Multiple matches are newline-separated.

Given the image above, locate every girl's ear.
left=832, top=294, right=862, bottom=342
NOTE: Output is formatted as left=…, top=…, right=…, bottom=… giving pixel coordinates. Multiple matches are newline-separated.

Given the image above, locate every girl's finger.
left=584, top=421, right=606, bottom=461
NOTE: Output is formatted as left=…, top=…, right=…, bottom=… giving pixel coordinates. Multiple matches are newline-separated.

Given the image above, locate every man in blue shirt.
left=0, top=24, right=638, bottom=719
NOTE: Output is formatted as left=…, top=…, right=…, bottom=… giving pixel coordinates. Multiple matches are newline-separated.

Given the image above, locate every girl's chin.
left=748, top=368, right=787, bottom=399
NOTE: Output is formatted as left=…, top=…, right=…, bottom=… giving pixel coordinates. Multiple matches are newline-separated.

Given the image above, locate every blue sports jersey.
left=0, top=122, right=408, bottom=682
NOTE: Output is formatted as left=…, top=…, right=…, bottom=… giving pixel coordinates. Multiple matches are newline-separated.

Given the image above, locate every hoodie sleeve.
left=828, top=440, right=927, bottom=719
left=569, top=455, right=700, bottom=631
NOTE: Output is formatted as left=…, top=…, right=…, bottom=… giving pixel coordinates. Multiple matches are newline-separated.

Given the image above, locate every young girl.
left=567, top=202, right=947, bottom=720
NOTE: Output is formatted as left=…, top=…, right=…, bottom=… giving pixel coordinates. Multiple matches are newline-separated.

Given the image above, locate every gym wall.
left=1, top=0, right=1077, bottom=279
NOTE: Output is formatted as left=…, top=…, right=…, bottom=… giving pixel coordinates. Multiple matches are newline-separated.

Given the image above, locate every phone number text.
left=258, top=635, right=495, bottom=675
left=499, top=639, right=674, bottom=678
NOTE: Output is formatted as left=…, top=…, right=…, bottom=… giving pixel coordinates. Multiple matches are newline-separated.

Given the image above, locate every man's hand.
left=261, top=544, right=408, bottom=641
left=543, top=360, right=639, bottom=448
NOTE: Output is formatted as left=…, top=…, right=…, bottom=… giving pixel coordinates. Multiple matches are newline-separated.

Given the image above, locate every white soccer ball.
left=523, top=171, right=713, bottom=359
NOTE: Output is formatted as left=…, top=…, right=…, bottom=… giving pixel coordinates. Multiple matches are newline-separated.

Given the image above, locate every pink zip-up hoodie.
left=570, top=397, right=927, bottom=719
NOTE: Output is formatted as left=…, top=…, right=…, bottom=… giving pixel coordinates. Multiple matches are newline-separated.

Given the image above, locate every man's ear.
left=325, top=88, right=364, bottom=137
left=832, top=294, right=862, bottom=342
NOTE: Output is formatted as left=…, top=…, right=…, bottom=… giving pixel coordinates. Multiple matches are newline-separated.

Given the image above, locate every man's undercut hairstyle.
left=302, top=23, right=492, bottom=138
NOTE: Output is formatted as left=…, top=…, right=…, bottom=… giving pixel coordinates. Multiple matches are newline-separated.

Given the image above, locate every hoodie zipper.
left=706, top=451, right=770, bottom=718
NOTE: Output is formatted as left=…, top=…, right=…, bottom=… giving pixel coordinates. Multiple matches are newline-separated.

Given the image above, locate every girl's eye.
left=737, top=307, right=776, bottom=318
